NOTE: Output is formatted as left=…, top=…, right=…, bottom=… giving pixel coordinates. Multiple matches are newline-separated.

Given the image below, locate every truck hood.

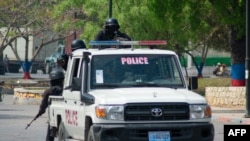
left=89, top=88, right=207, bottom=104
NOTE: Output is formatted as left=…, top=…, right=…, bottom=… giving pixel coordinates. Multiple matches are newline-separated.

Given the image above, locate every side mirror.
left=72, top=77, right=81, bottom=91
left=188, top=76, right=198, bottom=90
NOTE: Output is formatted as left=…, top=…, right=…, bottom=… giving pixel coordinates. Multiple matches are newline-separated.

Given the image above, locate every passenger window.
left=70, top=58, right=82, bottom=91
left=73, top=59, right=80, bottom=78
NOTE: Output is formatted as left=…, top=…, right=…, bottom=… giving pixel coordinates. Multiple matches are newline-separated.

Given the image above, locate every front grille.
left=124, top=103, right=189, bottom=121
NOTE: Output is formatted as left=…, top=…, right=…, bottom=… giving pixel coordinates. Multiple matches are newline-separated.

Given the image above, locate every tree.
left=52, top=0, right=244, bottom=85
left=209, top=0, right=246, bottom=86
left=0, top=0, right=68, bottom=79
left=52, top=0, right=223, bottom=77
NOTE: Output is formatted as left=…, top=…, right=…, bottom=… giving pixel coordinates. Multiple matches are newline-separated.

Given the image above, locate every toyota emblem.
left=151, top=108, right=163, bottom=117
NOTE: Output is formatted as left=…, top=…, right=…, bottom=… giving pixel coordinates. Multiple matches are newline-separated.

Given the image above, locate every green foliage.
left=180, top=57, right=231, bottom=67
left=49, top=0, right=244, bottom=53
left=210, top=0, right=246, bottom=39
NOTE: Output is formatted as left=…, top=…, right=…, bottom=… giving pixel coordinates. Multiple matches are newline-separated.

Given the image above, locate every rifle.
left=25, top=110, right=43, bottom=129
left=114, top=31, right=130, bottom=41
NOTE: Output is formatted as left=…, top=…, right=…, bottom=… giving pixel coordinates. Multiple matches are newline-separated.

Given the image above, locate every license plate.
left=148, top=131, right=171, bottom=141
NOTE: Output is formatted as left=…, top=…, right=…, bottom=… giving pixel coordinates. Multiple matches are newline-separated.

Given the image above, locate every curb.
left=13, top=87, right=46, bottom=105
left=212, top=114, right=250, bottom=124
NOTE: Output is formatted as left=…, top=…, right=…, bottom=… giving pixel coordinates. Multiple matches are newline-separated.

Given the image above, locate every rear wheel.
left=46, top=125, right=54, bottom=141
left=58, top=122, right=67, bottom=141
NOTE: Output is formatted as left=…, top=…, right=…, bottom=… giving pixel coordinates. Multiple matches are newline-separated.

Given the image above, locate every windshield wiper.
left=94, top=84, right=119, bottom=88
left=133, top=82, right=161, bottom=87
left=132, top=82, right=178, bottom=89
left=93, top=82, right=178, bottom=89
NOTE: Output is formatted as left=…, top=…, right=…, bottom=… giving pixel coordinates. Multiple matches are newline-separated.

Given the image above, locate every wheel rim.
left=59, top=132, right=66, bottom=141
left=58, top=123, right=66, bottom=141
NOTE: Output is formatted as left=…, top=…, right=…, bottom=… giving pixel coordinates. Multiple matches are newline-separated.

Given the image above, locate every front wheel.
left=58, top=122, right=67, bottom=141
left=87, top=126, right=95, bottom=141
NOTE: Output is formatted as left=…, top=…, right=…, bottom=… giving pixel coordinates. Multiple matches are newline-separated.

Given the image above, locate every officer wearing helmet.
left=94, top=18, right=131, bottom=46
left=59, top=39, right=86, bottom=71
left=34, top=69, right=65, bottom=141
left=71, top=39, right=86, bottom=51
left=37, top=69, right=65, bottom=118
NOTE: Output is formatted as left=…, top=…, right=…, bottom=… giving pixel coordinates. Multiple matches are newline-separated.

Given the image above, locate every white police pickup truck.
left=47, top=40, right=214, bottom=141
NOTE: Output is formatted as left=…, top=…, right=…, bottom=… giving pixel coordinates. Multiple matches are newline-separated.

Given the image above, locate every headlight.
left=95, top=105, right=124, bottom=120
left=190, top=104, right=211, bottom=119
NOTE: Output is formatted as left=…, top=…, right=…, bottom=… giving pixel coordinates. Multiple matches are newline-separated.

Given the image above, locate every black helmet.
left=105, top=18, right=120, bottom=29
left=49, top=69, right=65, bottom=80
left=71, top=39, right=86, bottom=51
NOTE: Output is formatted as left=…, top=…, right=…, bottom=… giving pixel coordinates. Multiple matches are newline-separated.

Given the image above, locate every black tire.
left=87, top=126, right=95, bottom=141
left=46, top=125, right=54, bottom=141
left=58, top=122, right=67, bottom=141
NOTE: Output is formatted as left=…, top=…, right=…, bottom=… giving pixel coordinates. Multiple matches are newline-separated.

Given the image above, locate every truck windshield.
left=90, top=54, right=185, bottom=89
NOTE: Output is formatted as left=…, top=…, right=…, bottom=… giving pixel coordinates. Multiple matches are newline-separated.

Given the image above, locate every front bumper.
left=91, top=122, right=214, bottom=141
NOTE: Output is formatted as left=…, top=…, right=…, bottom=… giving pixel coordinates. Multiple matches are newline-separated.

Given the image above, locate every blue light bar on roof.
left=89, top=40, right=167, bottom=46
left=90, top=41, right=121, bottom=46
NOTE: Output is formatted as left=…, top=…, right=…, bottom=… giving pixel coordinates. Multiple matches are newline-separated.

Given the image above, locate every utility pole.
left=109, top=0, right=112, bottom=18
left=73, top=12, right=77, bottom=39
left=245, top=0, right=250, bottom=118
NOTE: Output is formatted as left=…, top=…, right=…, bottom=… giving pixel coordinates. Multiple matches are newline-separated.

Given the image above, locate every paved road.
left=0, top=94, right=47, bottom=141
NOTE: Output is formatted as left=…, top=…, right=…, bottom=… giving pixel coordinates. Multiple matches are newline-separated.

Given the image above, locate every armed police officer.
left=55, top=39, right=86, bottom=71
left=94, top=18, right=131, bottom=48
left=43, top=69, right=65, bottom=141
left=25, top=69, right=65, bottom=140
left=39, top=69, right=65, bottom=115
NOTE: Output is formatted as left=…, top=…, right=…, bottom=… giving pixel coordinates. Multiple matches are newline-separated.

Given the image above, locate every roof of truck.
left=71, top=47, right=177, bottom=56
left=70, top=40, right=176, bottom=56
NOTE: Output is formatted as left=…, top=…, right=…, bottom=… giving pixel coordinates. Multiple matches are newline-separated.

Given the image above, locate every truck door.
left=63, top=56, right=85, bottom=139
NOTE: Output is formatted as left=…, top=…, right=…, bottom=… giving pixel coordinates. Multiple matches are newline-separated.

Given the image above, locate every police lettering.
left=65, top=109, right=78, bottom=126
left=121, top=57, right=149, bottom=65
